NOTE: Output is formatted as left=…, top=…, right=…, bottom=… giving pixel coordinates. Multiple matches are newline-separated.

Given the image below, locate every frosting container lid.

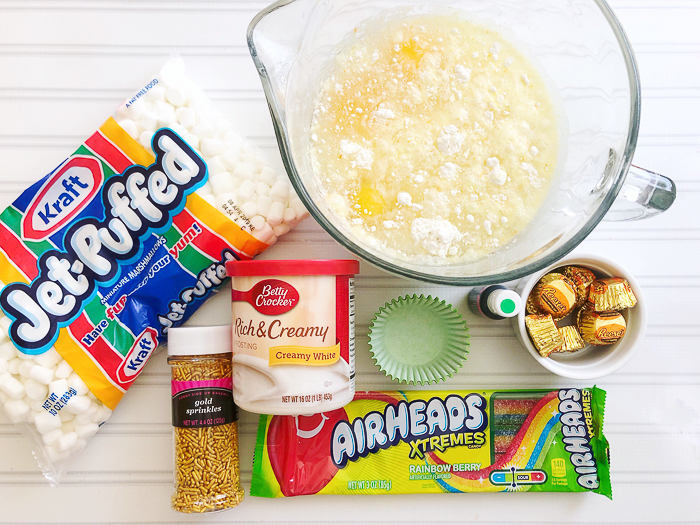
left=168, top=325, right=232, bottom=356
left=226, top=259, right=359, bottom=277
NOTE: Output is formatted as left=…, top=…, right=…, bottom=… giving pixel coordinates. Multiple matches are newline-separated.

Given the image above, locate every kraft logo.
left=117, top=327, right=159, bottom=384
left=21, top=156, right=103, bottom=241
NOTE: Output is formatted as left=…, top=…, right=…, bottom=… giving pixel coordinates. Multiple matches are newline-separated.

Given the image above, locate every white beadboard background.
left=0, top=0, right=699, bottom=523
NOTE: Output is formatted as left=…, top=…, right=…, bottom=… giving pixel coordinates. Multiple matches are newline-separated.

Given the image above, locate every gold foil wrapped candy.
left=532, top=273, right=577, bottom=318
left=561, top=266, right=596, bottom=309
left=525, top=314, right=564, bottom=357
left=577, top=308, right=627, bottom=346
left=588, top=278, right=638, bottom=312
left=557, top=326, right=586, bottom=353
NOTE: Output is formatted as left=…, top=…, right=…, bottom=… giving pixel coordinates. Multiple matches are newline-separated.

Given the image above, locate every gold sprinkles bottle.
left=168, top=326, right=244, bottom=513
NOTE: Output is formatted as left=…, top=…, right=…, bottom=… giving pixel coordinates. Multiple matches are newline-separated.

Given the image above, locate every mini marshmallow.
left=58, top=431, right=78, bottom=452
left=59, top=409, right=75, bottom=422
left=7, top=358, right=20, bottom=375
left=256, top=195, right=273, bottom=218
left=42, top=428, right=64, bottom=446
left=256, top=181, right=271, bottom=196
left=0, top=373, right=25, bottom=399
left=34, top=411, right=62, bottom=435
left=0, top=359, right=7, bottom=375
left=273, top=223, right=291, bottom=237
left=183, top=134, right=199, bottom=149
left=49, top=379, right=69, bottom=398
left=140, top=113, right=158, bottom=132
left=93, top=405, right=113, bottom=425
left=119, top=119, right=139, bottom=140
left=249, top=215, right=266, bottom=231
left=23, top=378, right=48, bottom=401
left=233, top=162, right=256, bottom=181
left=215, top=193, right=237, bottom=210
left=156, top=104, right=176, bottom=128
left=65, top=395, right=91, bottom=415
left=54, top=360, right=73, bottom=379
left=207, top=156, right=227, bottom=176
left=283, top=207, right=296, bottom=223
left=0, top=342, right=17, bottom=361
left=73, top=438, right=88, bottom=453
left=258, top=168, right=277, bottom=187
left=202, top=194, right=216, bottom=207
left=61, top=420, right=75, bottom=433
left=3, top=398, right=30, bottom=423
left=0, top=326, right=8, bottom=345
left=144, top=85, right=166, bottom=102
left=29, top=400, right=45, bottom=412
left=139, top=131, right=155, bottom=151
left=237, top=180, right=257, bottom=202
left=200, top=138, right=226, bottom=158
left=289, top=197, right=310, bottom=220
left=252, top=223, right=274, bottom=243
left=220, top=149, right=240, bottom=170
left=68, top=373, right=89, bottom=396
left=166, top=86, right=187, bottom=107
left=269, top=180, right=290, bottom=202
left=29, top=364, right=54, bottom=385
left=0, top=391, right=8, bottom=404
left=45, top=443, right=70, bottom=464
left=75, top=402, right=99, bottom=425
left=34, top=348, right=62, bottom=369
left=209, top=173, right=238, bottom=195
left=192, top=122, right=216, bottom=140
left=75, top=422, right=99, bottom=440
left=18, top=359, right=35, bottom=377
left=0, top=317, right=11, bottom=333
left=240, top=202, right=257, bottom=218
left=168, top=123, right=189, bottom=138
left=267, top=201, right=286, bottom=227
left=175, top=106, right=197, bottom=129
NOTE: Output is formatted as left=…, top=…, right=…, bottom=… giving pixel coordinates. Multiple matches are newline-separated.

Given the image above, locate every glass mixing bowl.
left=247, top=0, right=675, bottom=285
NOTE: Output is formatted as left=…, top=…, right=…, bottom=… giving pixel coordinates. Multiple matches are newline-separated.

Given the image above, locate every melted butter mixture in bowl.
left=310, top=15, right=564, bottom=263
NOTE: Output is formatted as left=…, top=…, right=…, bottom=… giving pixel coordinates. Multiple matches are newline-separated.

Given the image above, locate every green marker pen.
left=468, top=285, right=522, bottom=321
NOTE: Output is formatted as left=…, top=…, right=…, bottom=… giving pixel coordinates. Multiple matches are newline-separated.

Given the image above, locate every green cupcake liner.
left=368, top=294, right=470, bottom=385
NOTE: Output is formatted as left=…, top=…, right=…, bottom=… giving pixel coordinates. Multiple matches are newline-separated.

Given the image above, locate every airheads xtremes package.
left=251, top=388, right=612, bottom=498
left=0, top=58, right=304, bottom=483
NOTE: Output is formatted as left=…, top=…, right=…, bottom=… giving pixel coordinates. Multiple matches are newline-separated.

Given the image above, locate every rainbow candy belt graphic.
left=425, top=391, right=561, bottom=493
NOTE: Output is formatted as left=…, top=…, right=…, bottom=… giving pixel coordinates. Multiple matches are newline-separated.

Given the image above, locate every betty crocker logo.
left=231, top=279, right=299, bottom=315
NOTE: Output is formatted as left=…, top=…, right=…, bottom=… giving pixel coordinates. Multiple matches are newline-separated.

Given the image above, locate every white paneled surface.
left=0, top=0, right=699, bottom=523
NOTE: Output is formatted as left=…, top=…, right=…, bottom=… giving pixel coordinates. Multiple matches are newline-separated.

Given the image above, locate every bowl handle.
left=603, top=165, right=676, bottom=221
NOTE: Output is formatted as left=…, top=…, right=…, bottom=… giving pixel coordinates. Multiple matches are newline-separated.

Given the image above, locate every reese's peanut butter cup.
left=557, top=325, right=586, bottom=353
left=587, top=278, right=638, bottom=312
left=525, top=314, right=563, bottom=357
left=577, top=308, right=627, bottom=346
left=532, top=273, right=577, bottom=318
left=561, top=266, right=596, bottom=309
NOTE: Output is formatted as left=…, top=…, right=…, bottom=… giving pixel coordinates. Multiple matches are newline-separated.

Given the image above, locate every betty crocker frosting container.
left=226, top=259, right=359, bottom=415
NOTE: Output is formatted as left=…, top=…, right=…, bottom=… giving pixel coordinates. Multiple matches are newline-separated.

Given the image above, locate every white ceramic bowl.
left=511, top=253, right=647, bottom=379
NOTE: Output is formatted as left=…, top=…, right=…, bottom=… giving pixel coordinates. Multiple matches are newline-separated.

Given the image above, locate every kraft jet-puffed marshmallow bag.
left=0, top=57, right=308, bottom=484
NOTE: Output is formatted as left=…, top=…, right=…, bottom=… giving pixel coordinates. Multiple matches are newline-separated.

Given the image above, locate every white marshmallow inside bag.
left=113, top=57, right=310, bottom=246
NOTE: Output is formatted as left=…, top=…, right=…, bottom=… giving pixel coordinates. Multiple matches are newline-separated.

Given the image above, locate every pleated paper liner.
left=368, top=294, right=470, bottom=385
